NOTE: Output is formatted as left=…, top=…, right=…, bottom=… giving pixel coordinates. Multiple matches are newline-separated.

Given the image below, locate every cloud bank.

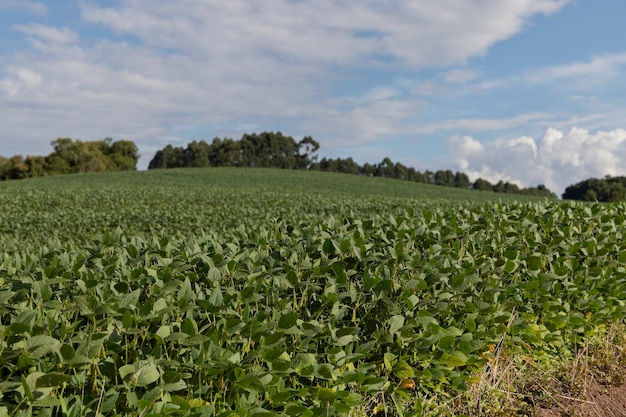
left=0, top=0, right=571, bottom=164
left=450, top=127, right=626, bottom=196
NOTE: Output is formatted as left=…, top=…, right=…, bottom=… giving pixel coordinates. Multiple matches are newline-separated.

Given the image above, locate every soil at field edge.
left=535, top=379, right=626, bottom=417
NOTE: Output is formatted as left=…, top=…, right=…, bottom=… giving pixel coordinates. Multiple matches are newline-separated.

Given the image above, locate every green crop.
left=0, top=168, right=624, bottom=416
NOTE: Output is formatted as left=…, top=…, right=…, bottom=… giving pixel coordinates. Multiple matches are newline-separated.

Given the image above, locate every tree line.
left=149, top=132, right=319, bottom=170
left=148, top=131, right=557, bottom=198
left=562, top=176, right=626, bottom=202
left=0, top=138, right=139, bottom=181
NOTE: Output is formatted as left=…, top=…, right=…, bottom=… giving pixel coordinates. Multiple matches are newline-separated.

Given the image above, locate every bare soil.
left=535, top=379, right=626, bottom=417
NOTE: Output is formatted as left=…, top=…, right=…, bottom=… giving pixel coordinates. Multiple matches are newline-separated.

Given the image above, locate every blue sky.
left=1, top=0, right=626, bottom=195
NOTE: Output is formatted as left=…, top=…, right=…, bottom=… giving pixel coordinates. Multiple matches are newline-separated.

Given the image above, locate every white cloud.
left=0, top=0, right=572, bottom=166
left=530, top=53, right=626, bottom=81
left=0, top=66, right=43, bottom=97
left=413, top=112, right=556, bottom=134
left=450, top=127, right=626, bottom=196
left=13, top=23, right=79, bottom=45
left=80, top=0, right=570, bottom=68
left=475, top=52, right=626, bottom=92
left=305, top=97, right=424, bottom=147
left=443, top=69, right=479, bottom=84
left=0, top=0, right=46, bottom=15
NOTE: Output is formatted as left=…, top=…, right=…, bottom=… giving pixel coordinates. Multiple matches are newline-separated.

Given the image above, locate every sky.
left=1, top=0, right=625, bottom=196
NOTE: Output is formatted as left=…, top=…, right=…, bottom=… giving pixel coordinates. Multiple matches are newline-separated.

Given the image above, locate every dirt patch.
left=535, top=380, right=626, bottom=417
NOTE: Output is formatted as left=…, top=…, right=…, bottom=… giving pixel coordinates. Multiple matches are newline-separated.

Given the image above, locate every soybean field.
left=1, top=168, right=625, bottom=416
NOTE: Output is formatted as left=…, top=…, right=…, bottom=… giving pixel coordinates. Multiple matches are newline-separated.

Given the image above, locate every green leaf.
left=209, top=287, right=223, bottom=307
left=466, top=316, right=476, bottom=332
left=278, top=312, right=299, bottom=329
left=15, top=335, right=61, bottom=359
left=36, top=373, right=71, bottom=388
left=384, top=352, right=397, bottom=371
left=388, top=315, right=405, bottom=335
left=285, top=405, right=310, bottom=417
left=392, top=361, right=415, bottom=379
left=526, top=256, right=542, bottom=271
left=504, top=260, right=518, bottom=273
left=450, top=274, right=465, bottom=288
left=335, top=335, right=356, bottom=346
left=164, top=380, right=187, bottom=392
left=181, top=317, right=198, bottom=336
left=437, top=335, right=455, bottom=350
left=316, top=387, right=336, bottom=404
left=122, top=310, right=133, bottom=329
left=440, top=351, right=468, bottom=368
left=120, top=362, right=160, bottom=387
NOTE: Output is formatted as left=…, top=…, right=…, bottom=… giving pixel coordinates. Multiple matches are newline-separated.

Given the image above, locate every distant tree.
left=503, top=182, right=520, bottom=194
left=453, top=171, right=471, bottom=189
left=493, top=180, right=507, bottom=193
left=49, top=138, right=108, bottom=173
left=44, top=152, right=72, bottom=175
left=472, top=178, right=493, bottom=191
left=375, top=157, right=394, bottom=178
left=24, top=156, right=47, bottom=177
left=319, top=157, right=338, bottom=173
left=519, top=184, right=556, bottom=198
left=108, top=140, right=139, bottom=170
left=434, top=170, right=455, bottom=187
left=0, top=138, right=136, bottom=181
left=148, top=144, right=185, bottom=169
left=297, top=136, right=320, bottom=169
left=144, top=132, right=559, bottom=199
left=185, top=140, right=211, bottom=167
left=394, top=162, right=408, bottom=180
left=422, top=170, right=434, bottom=184
left=0, top=155, right=28, bottom=180
left=563, top=176, right=626, bottom=202
left=336, top=157, right=360, bottom=175
left=360, top=163, right=375, bottom=176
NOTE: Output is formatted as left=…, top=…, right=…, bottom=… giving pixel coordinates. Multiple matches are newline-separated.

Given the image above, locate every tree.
left=563, top=176, right=626, bottom=202
left=49, top=138, right=107, bottom=173
left=24, top=156, right=47, bottom=177
left=108, top=140, right=139, bottom=170
left=434, top=170, right=455, bottom=187
left=375, top=157, right=394, bottom=178
left=394, top=162, right=408, bottom=180
left=493, top=181, right=506, bottom=193
left=472, top=178, right=492, bottom=191
left=319, top=157, right=338, bottom=172
left=336, top=157, right=360, bottom=175
left=297, top=136, right=320, bottom=169
left=453, top=172, right=471, bottom=189
left=360, top=163, right=375, bottom=177
left=185, top=140, right=211, bottom=167
left=0, top=155, right=28, bottom=180
left=148, top=145, right=185, bottom=169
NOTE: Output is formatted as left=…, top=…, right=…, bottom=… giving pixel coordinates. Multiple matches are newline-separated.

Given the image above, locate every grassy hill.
left=0, top=167, right=548, bottom=249
left=1, top=166, right=548, bottom=202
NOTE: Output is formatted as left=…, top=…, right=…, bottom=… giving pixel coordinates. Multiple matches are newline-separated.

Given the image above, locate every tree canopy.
left=148, top=132, right=320, bottom=170
left=562, top=176, right=626, bottom=202
left=0, top=138, right=139, bottom=181
left=149, top=132, right=556, bottom=199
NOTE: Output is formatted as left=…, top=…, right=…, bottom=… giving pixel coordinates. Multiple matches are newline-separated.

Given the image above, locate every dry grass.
left=349, top=322, right=626, bottom=417
left=458, top=322, right=626, bottom=417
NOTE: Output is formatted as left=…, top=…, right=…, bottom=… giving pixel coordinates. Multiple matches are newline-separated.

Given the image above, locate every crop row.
left=2, top=201, right=626, bottom=416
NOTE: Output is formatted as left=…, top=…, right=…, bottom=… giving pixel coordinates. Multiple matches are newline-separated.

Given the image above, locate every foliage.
left=563, top=176, right=626, bottom=202
left=0, top=138, right=139, bottom=181
left=148, top=132, right=557, bottom=199
left=0, top=168, right=620, bottom=416
left=148, top=132, right=320, bottom=171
